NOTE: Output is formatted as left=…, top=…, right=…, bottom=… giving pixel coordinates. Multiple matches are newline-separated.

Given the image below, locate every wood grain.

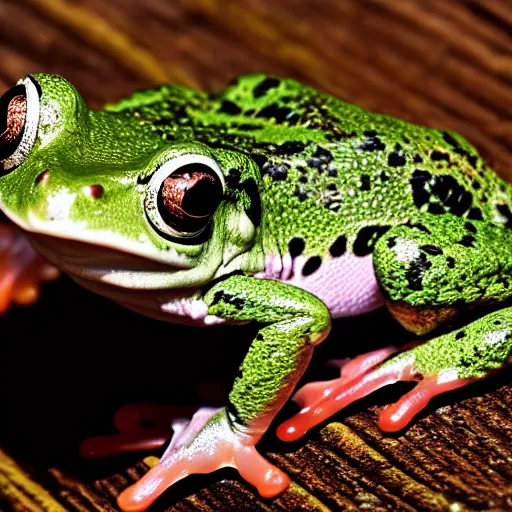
left=0, top=1, right=510, bottom=511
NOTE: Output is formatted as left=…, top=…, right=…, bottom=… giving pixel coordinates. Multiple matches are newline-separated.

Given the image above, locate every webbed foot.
left=278, top=308, right=512, bottom=441
left=291, top=346, right=401, bottom=410
left=0, top=223, right=59, bottom=313
left=118, top=407, right=289, bottom=511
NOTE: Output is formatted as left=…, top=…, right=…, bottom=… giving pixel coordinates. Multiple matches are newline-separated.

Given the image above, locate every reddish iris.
left=0, top=85, right=27, bottom=163
left=158, top=163, right=223, bottom=234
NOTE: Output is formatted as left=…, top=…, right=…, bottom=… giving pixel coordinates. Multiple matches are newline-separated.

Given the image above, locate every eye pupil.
left=0, top=85, right=27, bottom=162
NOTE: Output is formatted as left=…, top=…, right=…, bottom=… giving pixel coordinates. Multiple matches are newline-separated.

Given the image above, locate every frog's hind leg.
left=0, top=223, right=59, bottom=313
left=292, top=346, right=401, bottom=409
left=277, top=307, right=512, bottom=441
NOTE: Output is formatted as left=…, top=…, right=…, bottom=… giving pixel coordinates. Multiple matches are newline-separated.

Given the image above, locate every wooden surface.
left=0, top=1, right=511, bottom=511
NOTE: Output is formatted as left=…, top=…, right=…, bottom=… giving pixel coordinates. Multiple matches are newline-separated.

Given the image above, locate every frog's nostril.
left=83, top=184, right=105, bottom=199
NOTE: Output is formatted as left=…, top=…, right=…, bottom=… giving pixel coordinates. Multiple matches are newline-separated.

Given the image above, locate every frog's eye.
left=145, top=154, right=225, bottom=240
left=0, top=76, right=40, bottom=172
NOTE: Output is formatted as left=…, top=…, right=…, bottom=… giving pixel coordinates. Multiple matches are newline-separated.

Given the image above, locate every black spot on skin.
left=212, top=291, right=246, bottom=309
left=237, top=123, right=261, bottom=131
left=219, top=100, right=242, bottom=115
left=307, top=158, right=322, bottom=168
left=446, top=190, right=472, bottom=217
left=380, top=171, right=389, bottom=182
left=388, top=151, right=406, bottom=167
left=442, top=131, right=478, bottom=169
left=442, top=131, right=459, bottom=149
left=464, top=222, right=477, bottom=234
left=256, top=104, right=292, bottom=123
left=468, top=155, right=478, bottom=168
left=447, top=256, right=456, bottom=268
left=329, top=235, right=347, bottom=257
left=496, top=203, right=512, bottom=228
left=410, top=169, right=432, bottom=208
left=406, top=254, right=432, bottom=291
left=328, top=169, right=338, bottom=177
left=253, top=77, right=280, bottom=98
left=286, top=113, right=300, bottom=125
left=413, top=154, right=423, bottom=164
left=458, top=235, right=476, bottom=248
left=302, top=256, right=322, bottom=276
left=432, top=175, right=457, bottom=202
left=276, top=141, right=305, bottom=155
left=288, top=237, right=305, bottom=258
left=430, top=150, right=450, bottom=163
left=455, top=331, right=466, bottom=340
left=294, top=187, right=308, bottom=202
left=313, top=146, right=334, bottom=162
left=428, top=203, right=445, bottom=214
left=251, top=153, right=268, bottom=169
left=255, top=333, right=264, bottom=341
left=467, top=207, right=483, bottom=220
left=299, top=176, right=308, bottom=183
left=363, top=130, right=377, bottom=137
left=226, top=168, right=241, bottom=187
left=472, top=180, right=481, bottom=190
left=328, top=184, right=337, bottom=191
left=360, top=174, right=371, bottom=191
left=493, top=320, right=502, bottom=325
left=431, top=175, right=473, bottom=217
left=387, top=236, right=397, bottom=248
left=353, top=225, right=391, bottom=256
left=359, top=136, right=386, bottom=152
left=420, top=245, right=444, bottom=255
left=406, top=222, right=431, bottom=234
left=263, top=164, right=288, bottom=181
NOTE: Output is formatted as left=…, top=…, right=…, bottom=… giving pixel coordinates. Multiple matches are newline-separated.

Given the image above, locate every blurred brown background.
left=0, top=1, right=511, bottom=511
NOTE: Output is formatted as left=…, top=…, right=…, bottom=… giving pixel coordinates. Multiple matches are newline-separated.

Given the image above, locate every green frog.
left=0, top=73, right=510, bottom=511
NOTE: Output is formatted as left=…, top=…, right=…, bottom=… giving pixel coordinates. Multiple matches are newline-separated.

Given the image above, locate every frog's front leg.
left=278, top=213, right=512, bottom=441
left=118, top=275, right=331, bottom=511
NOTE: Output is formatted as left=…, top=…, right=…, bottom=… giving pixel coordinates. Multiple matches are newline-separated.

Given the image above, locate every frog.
left=0, top=72, right=510, bottom=512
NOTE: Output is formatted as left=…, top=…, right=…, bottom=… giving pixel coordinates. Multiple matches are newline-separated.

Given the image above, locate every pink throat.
left=256, top=252, right=384, bottom=318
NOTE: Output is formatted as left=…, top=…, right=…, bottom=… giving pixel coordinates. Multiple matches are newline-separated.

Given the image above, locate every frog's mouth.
left=27, top=232, right=213, bottom=324
left=28, top=232, right=182, bottom=284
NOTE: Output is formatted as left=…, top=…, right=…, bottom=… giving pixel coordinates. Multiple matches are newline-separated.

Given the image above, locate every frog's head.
left=0, top=74, right=261, bottom=320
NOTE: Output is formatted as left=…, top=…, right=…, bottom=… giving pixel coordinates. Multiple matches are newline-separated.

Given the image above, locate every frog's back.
left=209, top=76, right=510, bottom=241
left=109, top=74, right=512, bottom=316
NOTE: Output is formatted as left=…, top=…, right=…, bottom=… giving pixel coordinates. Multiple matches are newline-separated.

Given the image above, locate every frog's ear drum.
left=145, top=154, right=225, bottom=241
left=0, top=76, right=40, bottom=172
